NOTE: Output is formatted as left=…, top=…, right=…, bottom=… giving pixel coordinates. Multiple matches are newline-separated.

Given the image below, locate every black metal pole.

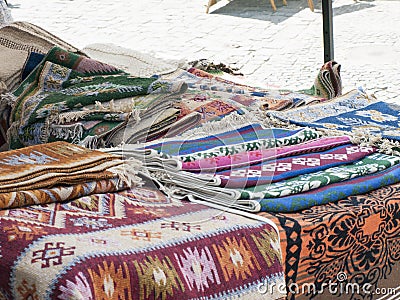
left=322, top=0, right=334, bottom=62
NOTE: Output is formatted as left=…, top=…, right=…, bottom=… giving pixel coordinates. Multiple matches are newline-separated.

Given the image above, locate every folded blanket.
left=177, top=128, right=320, bottom=163
left=0, top=177, right=125, bottom=210
left=143, top=124, right=299, bottom=156
left=245, top=152, right=400, bottom=199
left=161, top=152, right=400, bottom=213
left=256, top=162, right=400, bottom=212
left=216, top=143, right=376, bottom=188
left=0, top=141, right=143, bottom=209
left=82, top=43, right=184, bottom=77
left=182, top=135, right=351, bottom=172
left=8, top=47, right=187, bottom=149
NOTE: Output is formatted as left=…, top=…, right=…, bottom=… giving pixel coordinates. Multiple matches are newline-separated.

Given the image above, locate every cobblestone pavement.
left=8, top=0, right=400, bottom=102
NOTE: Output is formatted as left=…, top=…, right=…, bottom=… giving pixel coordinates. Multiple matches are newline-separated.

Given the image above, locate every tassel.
left=178, top=111, right=258, bottom=139
left=78, top=135, right=103, bottom=149
left=108, top=158, right=144, bottom=188
left=0, top=92, right=17, bottom=109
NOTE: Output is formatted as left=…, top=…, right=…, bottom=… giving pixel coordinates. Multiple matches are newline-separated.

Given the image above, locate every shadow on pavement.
left=209, top=0, right=315, bottom=23
left=332, top=1, right=375, bottom=16
left=210, top=0, right=376, bottom=23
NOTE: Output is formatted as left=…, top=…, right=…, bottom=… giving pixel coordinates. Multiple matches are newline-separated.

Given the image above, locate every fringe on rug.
left=78, top=135, right=105, bottom=149
left=50, top=123, right=84, bottom=144
left=178, top=110, right=259, bottom=139
left=54, top=110, right=96, bottom=124
left=264, top=110, right=400, bottom=156
left=0, top=92, right=16, bottom=109
left=109, top=158, right=144, bottom=187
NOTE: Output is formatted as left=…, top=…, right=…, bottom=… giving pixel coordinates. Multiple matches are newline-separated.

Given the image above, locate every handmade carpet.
left=215, top=143, right=376, bottom=188
left=8, top=47, right=187, bottom=149
left=274, top=100, right=400, bottom=142
left=181, top=135, right=352, bottom=172
left=0, top=177, right=285, bottom=300
left=82, top=43, right=185, bottom=77
left=175, top=128, right=320, bottom=163
left=187, top=67, right=327, bottom=111
left=0, top=22, right=83, bottom=93
left=0, top=141, right=143, bottom=209
left=259, top=182, right=400, bottom=299
left=143, top=124, right=308, bottom=157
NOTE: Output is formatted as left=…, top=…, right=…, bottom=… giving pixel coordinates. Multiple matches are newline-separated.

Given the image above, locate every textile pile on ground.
left=0, top=20, right=398, bottom=300
left=0, top=141, right=142, bottom=210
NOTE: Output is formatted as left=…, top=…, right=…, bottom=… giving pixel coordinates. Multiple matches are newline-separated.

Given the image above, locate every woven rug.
left=143, top=124, right=300, bottom=156
left=268, top=88, right=374, bottom=125
left=0, top=177, right=285, bottom=300
left=259, top=182, right=400, bottom=299
left=187, top=68, right=326, bottom=111
left=176, top=128, right=320, bottom=163
left=216, top=143, right=376, bottom=188
left=8, top=47, right=187, bottom=149
left=182, top=136, right=351, bottom=172
left=276, top=100, right=400, bottom=142
left=0, top=22, right=83, bottom=93
left=0, top=141, right=143, bottom=209
left=82, top=43, right=185, bottom=77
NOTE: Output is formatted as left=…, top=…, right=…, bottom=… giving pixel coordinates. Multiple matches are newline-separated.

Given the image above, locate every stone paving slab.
left=7, top=0, right=400, bottom=102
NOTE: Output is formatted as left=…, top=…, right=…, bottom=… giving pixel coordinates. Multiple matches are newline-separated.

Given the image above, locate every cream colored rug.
left=82, top=43, right=187, bottom=77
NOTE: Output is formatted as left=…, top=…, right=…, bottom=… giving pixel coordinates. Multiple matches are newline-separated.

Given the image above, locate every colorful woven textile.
left=216, top=144, right=376, bottom=188
left=0, top=180, right=285, bottom=300
left=143, top=123, right=292, bottom=155
left=245, top=152, right=400, bottom=198
left=0, top=178, right=125, bottom=210
left=0, top=141, right=143, bottom=209
left=259, top=182, right=400, bottom=299
left=21, top=52, right=45, bottom=80
left=279, top=100, right=400, bottom=142
left=0, top=141, right=120, bottom=186
left=177, top=128, right=321, bottom=163
left=182, top=135, right=351, bottom=172
left=268, top=88, right=374, bottom=127
left=312, top=60, right=342, bottom=99
left=160, top=152, right=400, bottom=213
left=254, top=162, right=400, bottom=212
left=185, top=68, right=326, bottom=111
left=8, top=47, right=185, bottom=149
left=0, top=22, right=82, bottom=93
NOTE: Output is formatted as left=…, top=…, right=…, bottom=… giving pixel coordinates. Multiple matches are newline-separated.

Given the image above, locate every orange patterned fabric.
left=0, top=141, right=121, bottom=188
left=259, top=183, right=400, bottom=299
left=0, top=141, right=130, bottom=209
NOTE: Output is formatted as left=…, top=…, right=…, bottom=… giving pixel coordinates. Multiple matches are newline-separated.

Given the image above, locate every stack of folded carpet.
left=2, top=29, right=344, bottom=151
left=106, top=120, right=400, bottom=213
left=0, top=21, right=83, bottom=93
left=0, top=141, right=142, bottom=210
left=5, top=46, right=188, bottom=149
